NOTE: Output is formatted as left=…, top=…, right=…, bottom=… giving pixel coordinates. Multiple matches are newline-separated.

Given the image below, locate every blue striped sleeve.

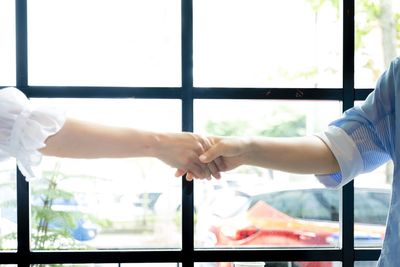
left=315, top=58, right=398, bottom=188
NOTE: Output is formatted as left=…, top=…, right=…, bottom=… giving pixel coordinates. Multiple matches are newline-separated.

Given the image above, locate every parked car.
left=2, top=195, right=99, bottom=243
left=33, top=196, right=99, bottom=242
left=198, top=187, right=390, bottom=267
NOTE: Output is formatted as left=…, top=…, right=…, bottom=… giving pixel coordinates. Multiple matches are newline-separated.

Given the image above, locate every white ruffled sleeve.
left=0, top=87, right=66, bottom=181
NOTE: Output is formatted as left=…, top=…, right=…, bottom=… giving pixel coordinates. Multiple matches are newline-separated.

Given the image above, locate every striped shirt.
left=317, top=57, right=400, bottom=266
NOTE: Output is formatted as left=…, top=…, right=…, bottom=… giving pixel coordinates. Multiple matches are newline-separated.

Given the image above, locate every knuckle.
left=196, top=143, right=204, bottom=151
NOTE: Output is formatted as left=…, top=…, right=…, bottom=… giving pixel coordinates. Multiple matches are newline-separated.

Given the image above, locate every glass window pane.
left=30, top=98, right=182, bottom=250
left=355, top=0, right=400, bottom=88
left=354, top=163, right=391, bottom=248
left=354, top=262, right=378, bottom=267
left=31, top=265, right=117, bottom=267
left=122, top=264, right=180, bottom=267
left=194, top=0, right=342, bottom=88
left=353, top=101, right=391, bottom=248
left=32, top=264, right=179, bottom=267
left=0, top=159, right=17, bottom=251
left=28, top=0, right=181, bottom=87
left=0, top=0, right=15, bottom=86
left=194, top=100, right=342, bottom=248
left=195, top=262, right=341, bottom=267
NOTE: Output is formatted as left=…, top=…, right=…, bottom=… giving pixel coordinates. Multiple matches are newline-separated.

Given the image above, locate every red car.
left=200, top=187, right=389, bottom=267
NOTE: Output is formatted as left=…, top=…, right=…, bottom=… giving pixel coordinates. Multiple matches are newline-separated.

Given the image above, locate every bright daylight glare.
left=0, top=2, right=399, bottom=267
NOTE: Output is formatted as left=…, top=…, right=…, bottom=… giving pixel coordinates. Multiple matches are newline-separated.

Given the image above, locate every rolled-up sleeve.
left=315, top=58, right=398, bottom=188
left=315, top=126, right=364, bottom=188
left=0, top=87, right=66, bottom=181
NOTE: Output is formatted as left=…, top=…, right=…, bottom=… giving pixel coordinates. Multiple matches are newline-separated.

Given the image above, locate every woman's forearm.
left=40, top=118, right=161, bottom=158
left=39, top=118, right=219, bottom=179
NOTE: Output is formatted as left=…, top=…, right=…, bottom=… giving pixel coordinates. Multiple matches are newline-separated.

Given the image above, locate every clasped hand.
left=158, top=132, right=245, bottom=181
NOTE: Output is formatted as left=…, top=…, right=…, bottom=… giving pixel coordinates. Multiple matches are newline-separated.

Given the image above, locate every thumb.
left=199, top=144, right=224, bottom=163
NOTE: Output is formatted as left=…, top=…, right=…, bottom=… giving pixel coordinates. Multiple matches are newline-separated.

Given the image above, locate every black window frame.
left=0, top=0, right=381, bottom=266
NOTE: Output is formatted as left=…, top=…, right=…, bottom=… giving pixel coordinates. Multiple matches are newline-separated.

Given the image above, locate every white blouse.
left=0, top=87, right=66, bottom=180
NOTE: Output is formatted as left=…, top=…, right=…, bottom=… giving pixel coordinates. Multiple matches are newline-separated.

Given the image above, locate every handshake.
left=39, top=118, right=251, bottom=180
left=154, top=131, right=339, bottom=181
left=155, top=132, right=249, bottom=181
left=40, top=118, right=338, bottom=181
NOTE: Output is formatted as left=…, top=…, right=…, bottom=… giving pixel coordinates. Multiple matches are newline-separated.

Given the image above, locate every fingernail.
left=199, top=155, right=206, bottom=161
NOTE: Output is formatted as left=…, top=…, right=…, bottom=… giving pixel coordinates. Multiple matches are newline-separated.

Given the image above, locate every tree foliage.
left=205, top=106, right=306, bottom=138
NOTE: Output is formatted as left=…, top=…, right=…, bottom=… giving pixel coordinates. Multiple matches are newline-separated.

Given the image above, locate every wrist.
left=238, top=137, right=254, bottom=165
left=149, top=132, right=168, bottom=158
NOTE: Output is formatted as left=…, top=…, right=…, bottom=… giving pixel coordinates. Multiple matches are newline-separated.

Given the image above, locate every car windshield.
left=211, top=191, right=250, bottom=219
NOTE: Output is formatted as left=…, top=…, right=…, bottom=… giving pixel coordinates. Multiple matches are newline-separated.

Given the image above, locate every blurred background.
left=0, top=0, right=399, bottom=266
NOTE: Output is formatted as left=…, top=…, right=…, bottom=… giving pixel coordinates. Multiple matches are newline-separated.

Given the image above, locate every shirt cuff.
left=315, top=126, right=364, bottom=188
left=9, top=105, right=66, bottom=181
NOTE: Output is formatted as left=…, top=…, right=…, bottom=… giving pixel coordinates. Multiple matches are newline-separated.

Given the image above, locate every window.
left=30, top=98, right=182, bottom=250
left=28, top=0, right=181, bottom=87
left=355, top=0, right=400, bottom=88
left=193, top=0, right=342, bottom=88
left=0, top=0, right=397, bottom=266
left=0, top=0, right=15, bottom=85
left=0, top=159, right=17, bottom=251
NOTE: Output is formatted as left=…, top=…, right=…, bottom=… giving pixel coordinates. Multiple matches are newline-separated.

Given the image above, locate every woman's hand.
left=41, top=118, right=223, bottom=180
left=154, top=132, right=221, bottom=180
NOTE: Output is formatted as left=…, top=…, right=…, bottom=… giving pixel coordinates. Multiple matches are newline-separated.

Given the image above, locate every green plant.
left=31, top=162, right=111, bottom=250
left=31, top=163, right=85, bottom=250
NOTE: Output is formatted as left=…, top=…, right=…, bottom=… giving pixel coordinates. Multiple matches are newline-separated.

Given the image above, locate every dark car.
left=200, top=187, right=390, bottom=267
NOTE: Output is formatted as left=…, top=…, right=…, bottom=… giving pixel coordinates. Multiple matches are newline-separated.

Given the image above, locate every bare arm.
left=199, top=135, right=339, bottom=176
left=39, top=118, right=220, bottom=178
left=40, top=118, right=161, bottom=158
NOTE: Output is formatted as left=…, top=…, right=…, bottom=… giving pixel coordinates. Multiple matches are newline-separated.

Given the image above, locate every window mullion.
left=16, top=0, right=31, bottom=264
left=181, top=0, right=195, bottom=266
left=342, top=0, right=356, bottom=266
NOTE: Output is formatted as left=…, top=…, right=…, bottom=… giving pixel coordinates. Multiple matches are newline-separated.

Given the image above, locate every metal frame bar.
left=0, top=0, right=382, bottom=266
left=341, top=0, right=356, bottom=266
left=0, top=86, right=344, bottom=100
left=181, top=0, right=195, bottom=267
left=0, top=248, right=382, bottom=265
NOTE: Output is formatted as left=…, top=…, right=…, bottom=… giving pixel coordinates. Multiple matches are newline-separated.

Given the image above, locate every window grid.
left=0, top=0, right=380, bottom=266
